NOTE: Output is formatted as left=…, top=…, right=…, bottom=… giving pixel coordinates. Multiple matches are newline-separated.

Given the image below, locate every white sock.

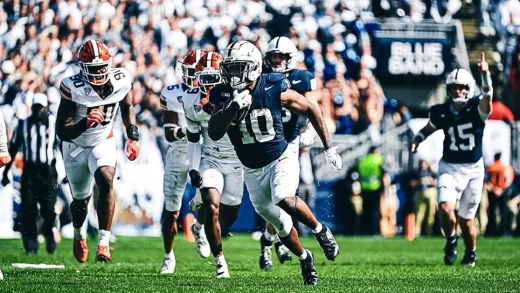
left=214, top=253, right=225, bottom=264
left=264, top=230, right=276, bottom=242
left=298, top=249, right=308, bottom=260
left=312, top=223, right=323, bottom=234
left=74, top=227, right=86, bottom=240
left=165, top=251, right=175, bottom=260
left=98, top=229, right=111, bottom=247
left=273, top=235, right=281, bottom=243
left=193, top=220, right=202, bottom=232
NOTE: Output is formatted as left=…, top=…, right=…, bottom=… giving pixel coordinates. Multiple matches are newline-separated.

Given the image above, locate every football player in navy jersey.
left=208, top=41, right=342, bottom=286
left=410, top=53, right=493, bottom=267
left=258, top=36, right=321, bottom=269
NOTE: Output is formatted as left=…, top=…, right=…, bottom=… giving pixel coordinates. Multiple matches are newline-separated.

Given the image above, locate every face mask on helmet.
left=196, top=71, right=222, bottom=94
left=221, top=61, right=257, bottom=90
left=182, top=65, right=198, bottom=87
left=447, top=84, right=471, bottom=104
left=266, top=52, right=290, bottom=73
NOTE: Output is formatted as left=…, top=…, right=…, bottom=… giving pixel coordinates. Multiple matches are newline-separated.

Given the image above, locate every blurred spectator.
left=488, top=95, right=515, bottom=123
left=410, top=160, right=437, bottom=237
left=357, top=145, right=388, bottom=235
left=485, top=152, right=515, bottom=236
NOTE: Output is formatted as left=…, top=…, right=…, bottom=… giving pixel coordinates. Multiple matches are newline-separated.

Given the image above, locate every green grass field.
left=0, top=235, right=519, bottom=292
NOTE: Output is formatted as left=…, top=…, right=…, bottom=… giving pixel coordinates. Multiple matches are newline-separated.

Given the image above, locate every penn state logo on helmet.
left=77, top=40, right=112, bottom=86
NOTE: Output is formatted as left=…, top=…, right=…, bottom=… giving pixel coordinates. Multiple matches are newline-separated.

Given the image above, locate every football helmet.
left=181, top=50, right=206, bottom=88
left=446, top=68, right=475, bottom=104
left=78, top=40, right=112, bottom=85
left=266, top=36, right=298, bottom=73
left=195, top=51, right=223, bottom=96
left=221, top=41, right=262, bottom=90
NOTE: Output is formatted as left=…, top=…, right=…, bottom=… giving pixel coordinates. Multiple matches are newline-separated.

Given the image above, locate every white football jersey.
left=183, top=92, right=239, bottom=162
left=160, top=83, right=200, bottom=152
left=60, top=67, right=132, bottom=147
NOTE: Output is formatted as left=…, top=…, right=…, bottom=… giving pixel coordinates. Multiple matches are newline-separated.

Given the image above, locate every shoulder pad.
left=266, top=73, right=285, bottom=83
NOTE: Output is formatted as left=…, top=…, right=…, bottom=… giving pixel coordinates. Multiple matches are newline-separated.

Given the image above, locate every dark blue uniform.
left=429, top=97, right=485, bottom=164
left=210, top=73, right=291, bottom=169
left=279, top=70, right=315, bottom=142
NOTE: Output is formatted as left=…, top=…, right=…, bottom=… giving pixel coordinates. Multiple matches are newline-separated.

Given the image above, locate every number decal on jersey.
left=70, top=74, right=85, bottom=88
left=239, top=109, right=276, bottom=144
left=281, top=108, right=292, bottom=123
left=448, top=123, right=475, bottom=151
left=167, top=84, right=180, bottom=91
left=186, top=87, right=199, bottom=94
left=87, top=103, right=117, bottom=128
left=113, top=69, right=125, bottom=80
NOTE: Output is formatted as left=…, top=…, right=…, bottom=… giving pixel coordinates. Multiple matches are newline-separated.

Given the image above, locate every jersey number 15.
left=447, top=123, right=475, bottom=151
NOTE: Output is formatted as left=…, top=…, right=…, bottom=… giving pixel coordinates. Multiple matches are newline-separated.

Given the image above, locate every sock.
left=98, top=229, right=111, bottom=247
left=447, top=232, right=456, bottom=242
left=211, top=243, right=223, bottom=258
left=298, top=249, right=308, bottom=260
left=165, top=251, right=174, bottom=260
left=273, top=235, right=281, bottom=244
left=74, top=227, right=86, bottom=240
left=312, top=223, right=323, bottom=234
left=264, top=230, right=276, bottom=242
left=193, top=220, right=202, bottom=232
left=214, top=253, right=225, bottom=264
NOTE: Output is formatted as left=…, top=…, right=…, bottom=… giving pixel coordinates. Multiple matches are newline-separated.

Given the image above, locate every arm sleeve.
left=187, top=141, right=202, bottom=171
left=0, top=110, right=8, bottom=156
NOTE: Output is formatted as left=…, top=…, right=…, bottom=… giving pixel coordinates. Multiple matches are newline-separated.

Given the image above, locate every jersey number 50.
left=87, top=103, right=117, bottom=128
left=447, top=123, right=475, bottom=151
left=239, top=109, right=276, bottom=144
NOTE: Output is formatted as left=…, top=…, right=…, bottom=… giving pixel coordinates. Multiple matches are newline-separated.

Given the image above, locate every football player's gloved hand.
left=324, top=146, right=342, bottom=172
left=189, top=169, right=203, bottom=188
left=126, top=138, right=140, bottom=161
left=232, top=90, right=252, bottom=109
left=299, top=132, right=315, bottom=148
left=86, top=107, right=105, bottom=128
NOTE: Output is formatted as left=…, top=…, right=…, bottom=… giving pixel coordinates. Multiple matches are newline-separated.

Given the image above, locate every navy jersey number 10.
left=239, top=109, right=276, bottom=144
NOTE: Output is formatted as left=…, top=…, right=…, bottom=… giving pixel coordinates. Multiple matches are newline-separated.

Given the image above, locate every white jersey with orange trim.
left=59, top=67, right=133, bottom=147
left=159, top=83, right=201, bottom=152
left=183, top=93, right=239, bottom=163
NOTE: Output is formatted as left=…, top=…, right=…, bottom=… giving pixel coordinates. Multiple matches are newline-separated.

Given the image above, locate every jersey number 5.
left=239, top=109, right=276, bottom=144
left=448, top=123, right=475, bottom=151
left=87, top=103, right=117, bottom=128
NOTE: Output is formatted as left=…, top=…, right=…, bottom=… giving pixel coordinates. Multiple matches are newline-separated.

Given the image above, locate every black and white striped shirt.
left=11, top=113, right=59, bottom=165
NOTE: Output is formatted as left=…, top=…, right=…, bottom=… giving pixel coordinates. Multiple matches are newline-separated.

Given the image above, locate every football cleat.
left=259, top=235, right=273, bottom=271
left=216, top=257, right=230, bottom=278
left=159, top=257, right=176, bottom=274
left=315, top=224, right=339, bottom=261
left=461, top=250, right=476, bottom=267
left=443, top=235, right=458, bottom=265
left=190, top=222, right=211, bottom=258
left=299, top=249, right=318, bottom=286
left=73, top=239, right=88, bottom=263
left=274, top=240, right=292, bottom=264
left=96, top=245, right=113, bottom=262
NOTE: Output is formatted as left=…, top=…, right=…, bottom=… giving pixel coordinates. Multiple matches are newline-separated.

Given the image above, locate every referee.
left=2, top=93, right=60, bottom=254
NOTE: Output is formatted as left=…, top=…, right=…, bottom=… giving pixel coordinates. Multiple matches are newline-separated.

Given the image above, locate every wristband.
left=126, top=124, right=140, bottom=141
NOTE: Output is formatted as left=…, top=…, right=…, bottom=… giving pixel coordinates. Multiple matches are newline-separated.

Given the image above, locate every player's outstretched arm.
left=282, top=89, right=331, bottom=149
left=0, top=110, right=11, bottom=168
left=186, top=117, right=203, bottom=188
left=56, top=97, right=90, bottom=142
left=163, top=111, right=187, bottom=142
left=119, top=95, right=140, bottom=161
left=410, top=122, right=437, bottom=153
left=478, top=52, right=493, bottom=116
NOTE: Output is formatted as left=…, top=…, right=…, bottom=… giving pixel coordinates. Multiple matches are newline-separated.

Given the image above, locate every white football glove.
left=299, top=132, right=315, bottom=148
left=324, top=146, right=342, bottom=172
left=232, top=90, right=252, bottom=109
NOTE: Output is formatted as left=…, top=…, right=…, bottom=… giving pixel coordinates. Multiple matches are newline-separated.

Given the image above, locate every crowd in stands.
left=1, top=0, right=519, bottom=238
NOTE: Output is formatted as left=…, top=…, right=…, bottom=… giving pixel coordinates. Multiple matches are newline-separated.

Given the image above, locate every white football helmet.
left=221, top=41, right=263, bottom=90
left=266, top=36, right=298, bottom=73
left=446, top=68, right=475, bottom=104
